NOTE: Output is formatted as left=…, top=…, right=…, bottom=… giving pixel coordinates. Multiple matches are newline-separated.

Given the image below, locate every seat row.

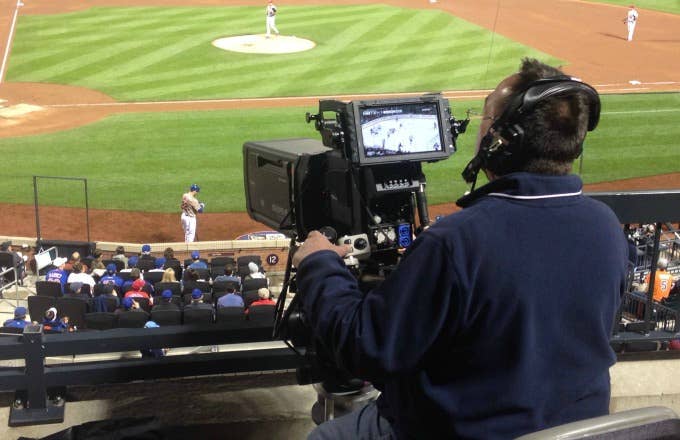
left=103, top=255, right=264, bottom=279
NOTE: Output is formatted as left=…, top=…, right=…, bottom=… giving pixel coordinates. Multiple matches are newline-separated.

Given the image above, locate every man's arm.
left=296, top=233, right=460, bottom=381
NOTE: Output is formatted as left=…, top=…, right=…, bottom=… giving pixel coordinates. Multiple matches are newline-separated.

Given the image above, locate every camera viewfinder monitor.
left=351, top=96, right=454, bottom=166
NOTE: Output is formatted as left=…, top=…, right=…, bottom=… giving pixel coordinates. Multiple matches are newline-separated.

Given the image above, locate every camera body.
left=243, top=94, right=467, bottom=386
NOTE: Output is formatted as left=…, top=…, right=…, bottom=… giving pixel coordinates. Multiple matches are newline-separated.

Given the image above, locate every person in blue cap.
left=99, top=263, right=124, bottom=289
left=181, top=183, right=204, bottom=243
left=184, top=288, right=213, bottom=312
left=187, top=251, right=208, bottom=270
left=3, top=306, right=30, bottom=329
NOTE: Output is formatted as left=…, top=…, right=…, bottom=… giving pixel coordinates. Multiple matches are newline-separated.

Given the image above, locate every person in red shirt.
left=246, top=288, right=275, bottom=314
left=124, top=278, right=153, bottom=305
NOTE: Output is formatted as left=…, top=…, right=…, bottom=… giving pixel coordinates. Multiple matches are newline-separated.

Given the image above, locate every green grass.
left=585, top=0, right=680, bottom=15
left=7, top=5, right=561, bottom=101
left=1, top=93, right=678, bottom=213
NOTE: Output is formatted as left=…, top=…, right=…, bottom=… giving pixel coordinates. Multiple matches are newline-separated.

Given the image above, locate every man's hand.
left=292, top=230, right=352, bottom=267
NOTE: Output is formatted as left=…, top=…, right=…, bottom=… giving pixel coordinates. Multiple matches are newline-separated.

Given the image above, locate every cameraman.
left=292, top=59, right=629, bottom=439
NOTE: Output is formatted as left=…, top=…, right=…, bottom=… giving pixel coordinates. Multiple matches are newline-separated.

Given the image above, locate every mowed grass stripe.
left=0, top=93, right=678, bottom=212
left=8, top=5, right=559, bottom=100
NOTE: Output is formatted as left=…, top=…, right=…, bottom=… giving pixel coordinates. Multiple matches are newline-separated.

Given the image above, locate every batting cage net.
left=33, top=175, right=90, bottom=243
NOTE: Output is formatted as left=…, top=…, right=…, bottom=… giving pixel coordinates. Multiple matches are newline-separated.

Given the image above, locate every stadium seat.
left=243, top=290, right=260, bottom=308
left=152, top=295, right=181, bottom=306
left=84, top=312, right=117, bottom=330
left=210, top=256, right=236, bottom=276
left=183, top=293, right=213, bottom=306
left=36, top=280, right=62, bottom=298
left=237, top=255, right=262, bottom=268
left=515, top=406, right=680, bottom=439
left=216, top=307, right=245, bottom=323
left=183, top=258, right=208, bottom=268
left=117, top=311, right=149, bottom=328
left=28, top=295, right=56, bottom=323
left=151, top=309, right=182, bottom=326
left=242, top=278, right=268, bottom=292
left=154, top=282, right=181, bottom=297
left=212, top=280, right=241, bottom=294
left=102, top=259, right=125, bottom=272
left=183, top=307, right=214, bottom=325
left=144, top=271, right=164, bottom=285
left=247, top=304, right=276, bottom=324
left=56, top=297, right=89, bottom=330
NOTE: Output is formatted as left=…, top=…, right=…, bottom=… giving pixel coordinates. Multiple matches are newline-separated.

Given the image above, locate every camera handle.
left=415, top=182, right=430, bottom=230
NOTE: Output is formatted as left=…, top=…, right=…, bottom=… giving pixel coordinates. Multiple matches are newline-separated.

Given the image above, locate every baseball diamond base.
left=212, top=34, right=315, bottom=54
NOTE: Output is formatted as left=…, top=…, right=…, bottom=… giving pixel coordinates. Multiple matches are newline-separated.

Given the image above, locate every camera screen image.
left=359, top=102, right=442, bottom=158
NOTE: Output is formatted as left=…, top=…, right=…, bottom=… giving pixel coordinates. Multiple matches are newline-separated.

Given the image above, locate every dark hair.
left=72, top=261, right=83, bottom=273
left=225, top=263, right=235, bottom=275
left=164, top=247, right=175, bottom=259
left=513, top=58, right=590, bottom=175
left=115, top=246, right=125, bottom=255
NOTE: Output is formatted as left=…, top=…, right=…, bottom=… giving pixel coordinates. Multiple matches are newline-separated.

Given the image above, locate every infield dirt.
left=1, top=0, right=679, bottom=242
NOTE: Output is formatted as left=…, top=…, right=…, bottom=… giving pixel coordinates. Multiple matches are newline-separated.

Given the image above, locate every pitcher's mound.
left=212, top=34, right=315, bottom=54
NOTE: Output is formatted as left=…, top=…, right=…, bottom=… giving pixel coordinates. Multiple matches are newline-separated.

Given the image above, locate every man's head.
left=191, top=288, right=203, bottom=301
left=53, top=257, right=67, bottom=269
left=106, top=263, right=117, bottom=275
left=115, top=245, right=125, bottom=255
left=141, top=244, right=151, bottom=255
left=72, top=261, right=83, bottom=274
left=132, top=278, right=145, bottom=291
left=71, top=251, right=80, bottom=261
left=123, top=297, right=134, bottom=310
left=14, top=306, right=27, bottom=320
left=257, top=288, right=270, bottom=300
left=248, top=262, right=259, bottom=274
left=472, top=58, right=598, bottom=181
left=191, top=251, right=200, bottom=261
left=162, top=289, right=173, bottom=302
left=130, top=268, right=141, bottom=280
left=70, top=282, right=83, bottom=294
left=190, top=183, right=200, bottom=193
left=658, top=258, right=669, bottom=271
left=128, top=255, right=138, bottom=268
left=164, top=247, right=175, bottom=260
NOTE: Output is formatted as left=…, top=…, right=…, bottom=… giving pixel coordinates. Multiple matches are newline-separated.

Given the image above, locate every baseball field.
left=0, top=0, right=679, bottom=242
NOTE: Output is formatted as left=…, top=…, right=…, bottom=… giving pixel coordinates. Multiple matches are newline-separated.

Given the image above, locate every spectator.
left=124, top=278, right=153, bottom=306
left=67, top=261, right=96, bottom=291
left=46, top=257, right=69, bottom=294
left=213, top=263, right=241, bottom=288
left=116, top=297, right=140, bottom=315
left=163, top=247, right=182, bottom=279
left=140, top=321, right=166, bottom=358
left=0, top=241, right=26, bottom=283
left=246, top=288, right=275, bottom=313
left=126, top=255, right=139, bottom=269
left=187, top=251, right=208, bottom=270
left=184, top=288, right=212, bottom=311
left=292, top=59, right=628, bottom=439
left=643, top=258, right=675, bottom=302
left=42, top=307, right=70, bottom=333
left=152, top=290, right=180, bottom=312
left=161, top=267, right=178, bottom=283
left=149, top=257, right=166, bottom=274
left=64, top=251, right=87, bottom=273
left=3, top=306, right=30, bottom=329
left=65, top=282, right=91, bottom=302
left=93, top=284, right=119, bottom=312
left=89, top=249, right=106, bottom=277
left=99, top=264, right=124, bottom=290
left=217, top=287, right=244, bottom=309
left=244, top=262, right=266, bottom=280
left=112, top=245, right=128, bottom=268
left=137, top=244, right=156, bottom=271
left=122, top=268, right=153, bottom=295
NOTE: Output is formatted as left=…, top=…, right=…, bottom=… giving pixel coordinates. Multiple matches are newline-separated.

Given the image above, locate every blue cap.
left=128, top=256, right=138, bottom=267
left=141, top=244, right=151, bottom=253
left=14, top=306, right=26, bottom=318
left=190, top=184, right=200, bottom=192
left=191, top=288, right=203, bottom=299
left=155, top=257, right=166, bottom=269
left=162, top=289, right=173, bottom=299
left=106, top=263, right=116, bottom=274
left=191, top=250, right=200, bottom=259
left=144, top=321, right=160, bottom=328
left=123, top=297, right=134, bottom=310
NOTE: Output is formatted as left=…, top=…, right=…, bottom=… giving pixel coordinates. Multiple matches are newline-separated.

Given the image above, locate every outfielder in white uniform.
left=625, top=5, right=638, bottom=42
left=181, top=183, right=204, bottom=243
left=266, top=0, right=279, bottom=38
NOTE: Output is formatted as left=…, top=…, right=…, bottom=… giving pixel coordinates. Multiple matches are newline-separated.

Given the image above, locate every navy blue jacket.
left=297, top=173, right=629, bottom=439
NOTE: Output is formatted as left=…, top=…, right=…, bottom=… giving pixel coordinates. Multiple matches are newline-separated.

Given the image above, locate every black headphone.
left=462, top=76, right=601, bottom=186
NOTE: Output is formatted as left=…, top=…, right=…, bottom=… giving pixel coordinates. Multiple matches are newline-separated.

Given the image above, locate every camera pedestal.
left=311, top=382, right=380, bottom=424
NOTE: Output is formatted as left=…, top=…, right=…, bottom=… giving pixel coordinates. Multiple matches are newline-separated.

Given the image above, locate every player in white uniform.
left=265, top=0, right=279, bottom=38
left=181, top=183, right=204, bottom=243
left=625, top=5, right=639, bottom=42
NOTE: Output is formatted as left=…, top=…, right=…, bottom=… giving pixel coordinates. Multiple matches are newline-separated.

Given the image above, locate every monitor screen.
left=355, top=99, right=450, bottom=164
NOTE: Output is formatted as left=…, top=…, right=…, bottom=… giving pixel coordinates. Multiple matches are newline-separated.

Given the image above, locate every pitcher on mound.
left=266, top=0, right=279, bottom=38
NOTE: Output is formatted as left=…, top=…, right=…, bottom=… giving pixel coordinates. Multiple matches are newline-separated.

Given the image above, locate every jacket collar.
left=456, top=172, right=583, bottom=208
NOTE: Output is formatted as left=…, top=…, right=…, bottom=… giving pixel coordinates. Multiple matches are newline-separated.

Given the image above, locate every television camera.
left=243, top=93, right=469, bottom=397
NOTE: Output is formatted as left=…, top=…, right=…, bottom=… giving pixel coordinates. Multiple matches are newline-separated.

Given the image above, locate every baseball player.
left=624, top=5, right=639, bottom=42
left=265, top=0, right=279, bottom=38
left=180, top=183, right=204, bottom=243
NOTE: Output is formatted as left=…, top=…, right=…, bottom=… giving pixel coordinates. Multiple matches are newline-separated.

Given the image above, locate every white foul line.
left=0, top=0, right=21, bottom=85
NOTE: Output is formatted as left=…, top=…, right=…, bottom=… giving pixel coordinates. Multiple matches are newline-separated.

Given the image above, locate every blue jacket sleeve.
left=296, top=234, right=459, bottom=381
